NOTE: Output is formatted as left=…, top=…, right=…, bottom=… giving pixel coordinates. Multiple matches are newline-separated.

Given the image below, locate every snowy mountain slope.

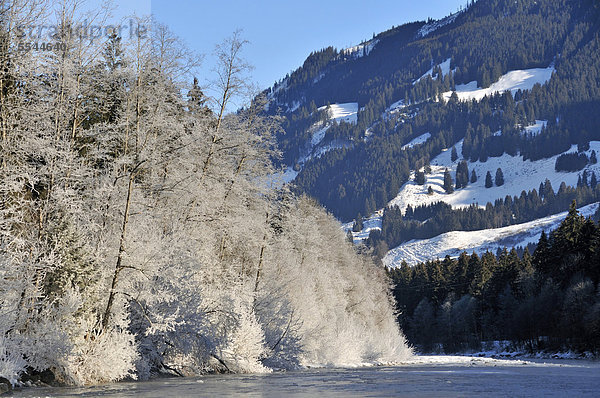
left=417, top=12, right=461, bottom=38
left=388, top=140, right=600, bottom=213
left=342, top=211, right=383, bottom=244
left=443, top=66, right=555, bottom=102
left=342, top=39, right=379, bottom=59
left=282, top=103, right=358, bottom=183
left=523, top=120, right=548, bottom=136
left=321, top=103, right=358, bottom=124
left=401, top=133, right=431, bottom=150
left=414, top=58, right=452, bottom=85
left=383, top=202, right=599, bottom=267
left=345, top=140, right=600, bottom=245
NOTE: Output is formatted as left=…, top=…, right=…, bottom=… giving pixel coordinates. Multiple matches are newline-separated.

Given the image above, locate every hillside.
left=262, top=0, right=600, bottom=231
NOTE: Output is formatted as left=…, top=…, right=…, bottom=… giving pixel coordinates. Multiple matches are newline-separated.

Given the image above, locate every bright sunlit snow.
left=414, top=58, right=452, bottom=84
left=383, top=202, right=599, bottom=267
left=342, top=211, right=383, bottom=244
left=417, top=12, right=460, bottom=38
left=402, top=133, right=431, bottom=150
left=443, top=66, right=555, bottom=102
left=342, top=40, right=379, bottom=58
left=388, top=141, right=600, bottom=213
left=319, top=103, right=359, bottom=125
left=523, top=120, right=548, bottom=136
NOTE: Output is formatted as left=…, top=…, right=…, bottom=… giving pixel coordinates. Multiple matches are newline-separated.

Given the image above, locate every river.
left=11, top=356, right=600, bottom=397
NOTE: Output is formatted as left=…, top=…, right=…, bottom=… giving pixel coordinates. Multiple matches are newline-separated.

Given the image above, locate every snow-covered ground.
left=342, top=211, right=383, bottom=244
left=383, top=202, right=599, bottom=267
left=523, top=119, right=548, bottom=136
left=414, top=58, right=452, bottom=84
left=282, top=103, right=359, bottom=184
left=402, top=133, right=431, bottom=150
left=417, top=12, right=460, bottom=38
left=386, top=99, right=407, bottom=114
left=388, top=140, right=600, bottom=213
left=348, top=133, right=600, bottom=264
left=342, top=39, right=378, bottom=58
left=319, top=102, right=358, bottom=125
left=443, top=66, right=555, bottom=102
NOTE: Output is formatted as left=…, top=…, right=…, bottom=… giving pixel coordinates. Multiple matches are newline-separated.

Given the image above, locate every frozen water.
left=12, top=357, right=600, bottom=397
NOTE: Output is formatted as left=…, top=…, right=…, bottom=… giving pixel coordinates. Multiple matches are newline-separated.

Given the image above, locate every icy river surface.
left=12, top=356, right=600, bottom=397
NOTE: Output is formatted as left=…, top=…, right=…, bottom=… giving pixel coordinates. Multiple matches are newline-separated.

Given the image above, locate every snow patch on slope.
left=523, top=120, right=548, bottom=136
left=388, top=141, right=600, bottom=214
left=443, top=66, right=555, bottom=102
left=342, top=211, right=383, bottom=244
left=417, top=12, right=460, bottom=38
left=319, top=103, right=358, bottom=125
left=343, top=39, right=379, bottom=58
left=283, top=103, right=358, bottom=184
left=402, top=133, right=431, bottom=150
left=383, top=202, right=599, bottom=267
left=414, top=58, right=452, bottom=85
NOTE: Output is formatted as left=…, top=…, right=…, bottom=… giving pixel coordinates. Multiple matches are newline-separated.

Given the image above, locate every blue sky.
left=113, top=1, right=469, bottom=90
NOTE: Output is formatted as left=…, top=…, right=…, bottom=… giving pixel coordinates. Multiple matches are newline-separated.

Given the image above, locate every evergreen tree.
left=455, top=160, right=469, bottom=189
left=443, top=168, right=454, bottom=194
left=495, top=168, right=504, bottom=186
left=415, top=170, right=426, bottom=185
left=485, top=171, right=493, bottom=188
left=470, top=169, right=477, bottom=183
left=591, top=172, right=598, bottom=189
left=591, top=150, right=598, bottom=164
left=427, top=186, right=434, bottom=195
left=451, top=146, right=458, bottom=162
left=353, top=214, right=364, bottom=232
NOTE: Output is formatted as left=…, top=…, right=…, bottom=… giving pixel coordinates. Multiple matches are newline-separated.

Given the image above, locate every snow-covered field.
left=388, top=140, right=600, bottom=213
left=414, top=58, right=452, bottom=84
left=342, top=39, right=378, bottom=58
left=417, top=12, right=460, bottom=38
left=383, top=202, right=599, bottom=267
left=319, top=102, right=358, bottom=125
left=523, top=119, right=548, bottom=136
left=443, top=66, right=555, bottom=102
left=347, top=140, right=600, bottom=248
left=402, top=133, right=431, bottom=150
left=342, top=211, right=383, bottom=244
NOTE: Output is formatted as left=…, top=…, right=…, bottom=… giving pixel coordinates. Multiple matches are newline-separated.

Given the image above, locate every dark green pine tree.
left=485, top=171, right=493, bottom=188
left=352, top=214, right=364, bottom=232
left=470, top=169, right=477, bottom=183
left=591, top=150, right=598, bottom=164
left=495, top=168, right=504, bottom=186
left=451, top=146, right=458, bottom=162
left=443, top=168, right=454, bottom=194
left=455, top=160, right=469, bottom=189
left=427, top=185, right=434, bottom=195
left=532, top=230, right=550, bottom=274
left=591, top=172, right=598, bottom=189
left=415, top=170, right=426, bottom=185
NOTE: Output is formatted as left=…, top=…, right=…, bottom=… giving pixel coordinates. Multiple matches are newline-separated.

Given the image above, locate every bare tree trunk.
left=102, top=168, right=136, bottom=330
left=253, top=212, right=269, bottom=306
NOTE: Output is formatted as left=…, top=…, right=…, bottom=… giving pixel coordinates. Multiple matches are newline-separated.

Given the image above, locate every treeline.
left=369, top=179, right=600, bottom=251
left=388, top=201, right=600, bottom=354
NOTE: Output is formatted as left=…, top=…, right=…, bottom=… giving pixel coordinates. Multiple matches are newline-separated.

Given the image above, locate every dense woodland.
left=388, top=202, right=600, bottom=354
left=264, top=0, right=600, bottom=222
left=0, top=0, right=410, bottom=388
